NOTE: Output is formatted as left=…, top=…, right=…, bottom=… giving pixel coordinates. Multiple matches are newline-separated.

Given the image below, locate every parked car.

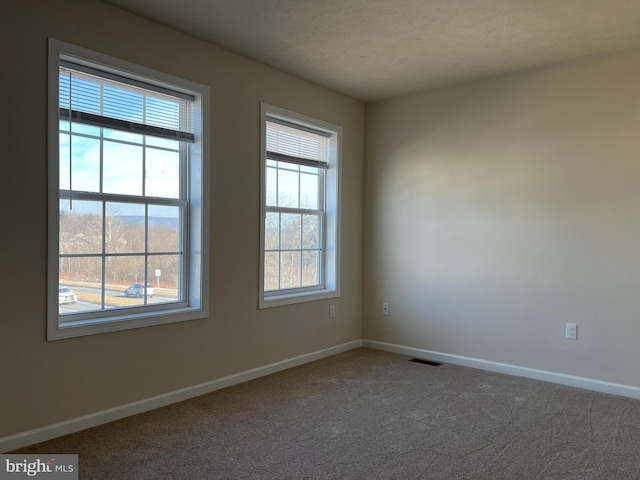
left=59, top=287, right=77, bottom=304
left=124, top=283, right=155, bottom=298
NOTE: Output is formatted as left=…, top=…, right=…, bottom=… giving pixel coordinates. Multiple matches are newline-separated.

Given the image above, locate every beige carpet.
left=14, top=348, right=640, bottom=479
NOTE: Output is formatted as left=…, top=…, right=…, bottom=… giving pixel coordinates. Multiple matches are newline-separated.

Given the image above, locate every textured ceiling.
left=103, top=0, right=640, bottom=102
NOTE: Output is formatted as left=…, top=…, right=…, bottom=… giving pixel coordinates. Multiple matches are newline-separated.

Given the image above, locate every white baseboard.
left=0, top=339, right=362, bottom=453
left=362, top=339, right=640, bottom=400
left=7, top=337, right=638, bottom=453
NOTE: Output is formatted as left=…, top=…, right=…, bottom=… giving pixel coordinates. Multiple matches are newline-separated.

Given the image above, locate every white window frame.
left=47, top=39, right=210, bottom=340
left=259, top=104, right=341, bottom=308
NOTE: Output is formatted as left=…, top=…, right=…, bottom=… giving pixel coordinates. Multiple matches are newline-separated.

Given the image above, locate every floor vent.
left=409, top=358, right=443, bottom=367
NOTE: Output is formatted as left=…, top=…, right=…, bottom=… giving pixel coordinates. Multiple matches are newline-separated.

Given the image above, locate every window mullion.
left=99, top=80, right=105, bottom=196
left=278, top=212, right=282, bottom=290
left=180, top=140, right=189, bottom=302
left=59, top=190, right=186, bottom=207
left=99, top=80, right=105, bottom=310
left=299, top=213, right=303, bottom=288
left=275, top=162, right=280, bottom=208
left=144, top=203, right=149, bottom=305
left=68, top=70, right=73, bottom=208
left=142, top=95, right=147, bottom=198
left=101, top=201, right=106, bottom=310
left=319, top=169, right=325, bottom=288
left=297, top=166, right=303, bottom=287
left=265, top=206, right=321, bottom=215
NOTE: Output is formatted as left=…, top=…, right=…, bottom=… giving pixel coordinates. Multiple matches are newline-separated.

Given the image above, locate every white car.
left=59, top=287, right=78, bottom=304
left=124, top=283, right=155, bottom=298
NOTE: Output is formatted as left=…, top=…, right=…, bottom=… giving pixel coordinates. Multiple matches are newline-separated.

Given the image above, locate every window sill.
left=259, top=288, right=339, bottom=309
left=48, top=305, right=207, bottom=340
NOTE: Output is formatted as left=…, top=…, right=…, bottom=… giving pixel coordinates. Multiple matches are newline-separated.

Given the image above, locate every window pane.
left=103, top=85, right=143, bottom=123
left=103, top=141, right=143, bottom=195
left=145, top=148, right=180, bottom=198
left=265, top=212, right=279, bottom=250
left=59, top=200, right=103, bottom=255
left=266, top=166, right=277, bottom=206
left=146, top=136, right=179, bottom=150
left=280, top=213, right=301, bottom=250
left=280, top=251, right=301, bottom=289
left=302, top=250, right=319, bottom=287
left=300, top=172, right=319, bottom=209
left=104, top=128, right=143, bottom=145
left=71, top=123, right=101, bottom=136
left=278, top=168, right=299, bottom=208
left=148, top=205, right=181, bottom=253
left=58, top=253, right=103, bottom=318
left=265, top=124, right=279, bottom=152
left=105, top=203, right=145, bottom=254
left=108, top=256, right=145, bottom=306
left=266, top=121, right=328, bottom=162
left=302, top=215, right=320, bottom=249
left=60, top=133, right=70, bottom=190
left=61, top=254, right=103, bottom=283
left=264, top=252, right=279, bottom=291
left=146, top=96, right=181, bottom=130
left=148, top=254, right=181, bottom=303
left=71, top=135, right=100, bottom=193
left=70, top=76, right=101, bottom=115
left=58, top=276, right=101, bottom=317
left=298, top=135, right=325, bottom=161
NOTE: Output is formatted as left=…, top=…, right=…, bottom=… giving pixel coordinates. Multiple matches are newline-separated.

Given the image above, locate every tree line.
left=59, top=211, right=180, bottom=290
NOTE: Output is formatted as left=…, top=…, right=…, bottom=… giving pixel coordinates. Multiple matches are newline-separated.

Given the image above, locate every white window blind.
left=59, top=63, right=194, bottom=142
left=266, top=118, right=329, bottom=169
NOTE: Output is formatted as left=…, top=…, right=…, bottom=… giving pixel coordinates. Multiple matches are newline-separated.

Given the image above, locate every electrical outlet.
left=566, top=323, right=577, bottom=340
left=329, top=305, right=336, bottom=318
left=382, top=302, right=390, bottom=316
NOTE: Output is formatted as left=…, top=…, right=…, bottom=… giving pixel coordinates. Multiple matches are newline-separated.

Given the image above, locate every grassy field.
left=75, top=292, right=150, bottom=307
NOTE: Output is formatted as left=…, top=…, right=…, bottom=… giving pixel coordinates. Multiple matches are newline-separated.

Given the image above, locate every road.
left=59, top=285, right=178, bottom=316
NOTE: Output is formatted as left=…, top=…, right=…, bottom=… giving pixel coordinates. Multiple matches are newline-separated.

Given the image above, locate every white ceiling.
left=103, top=0, right=640, bottom=102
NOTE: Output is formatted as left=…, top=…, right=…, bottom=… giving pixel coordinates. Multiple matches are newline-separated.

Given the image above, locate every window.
left=48, top=39, right=209, bottom=340
left=259, top=104, right=341, bottom=308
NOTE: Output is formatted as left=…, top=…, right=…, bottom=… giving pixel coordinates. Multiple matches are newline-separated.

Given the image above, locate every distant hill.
left=121, top=216, right=179, bottom=229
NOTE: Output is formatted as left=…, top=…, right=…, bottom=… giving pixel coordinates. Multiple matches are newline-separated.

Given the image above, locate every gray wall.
left=0, top=0, right=364, bottom=437
left=364, top=49, right=640, bottom=387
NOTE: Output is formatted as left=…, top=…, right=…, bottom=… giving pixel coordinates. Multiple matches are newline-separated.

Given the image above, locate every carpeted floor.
left=14, top=348, right=640, bottom=479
